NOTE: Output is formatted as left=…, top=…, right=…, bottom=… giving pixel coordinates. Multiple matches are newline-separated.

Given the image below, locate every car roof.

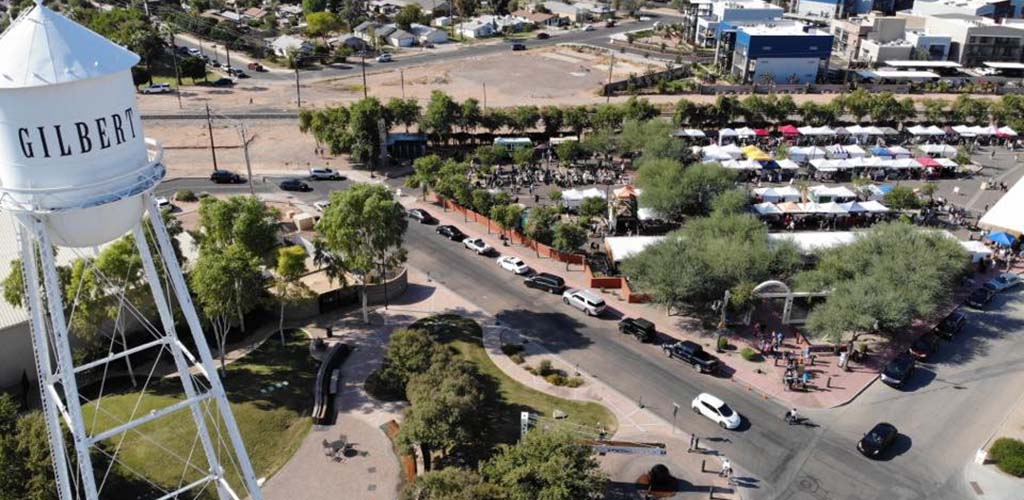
left=536, top=272, right=562, bottom=281
left=870, top=422, right=896, bottom=434
left=698, top=393, right=725, bottom=407
left=573, top=289, right=601, bottom=300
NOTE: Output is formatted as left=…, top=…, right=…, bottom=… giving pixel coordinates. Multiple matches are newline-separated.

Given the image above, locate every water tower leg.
left=34, top=220, right=100, bottom=499
left=144, top=197, right=264, bottom=500
left=132, top=224, right=233, bottom=500
left=16, top=223, right=75, bottom=500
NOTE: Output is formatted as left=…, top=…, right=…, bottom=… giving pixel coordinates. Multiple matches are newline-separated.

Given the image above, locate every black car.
left=408, top=208, right=435, bottom=224
left=966, top=287, right=995, bottom=309
left=210, top=169, right=242, bottom=184
left=880, top=353, right=915, bottom=388
left=858, top=422, right=898, bottom=458
left=536, top=32, right=550, bottom=39
left=279, top=179, right=312, bottom=192
left=210, top=77, right=234, bottom=87
left=908, top=334, right=938, bottom=361
left=436, top=225, right=465, bottom=241
left=619, top=317, right=656, bottom=342
left=511, top=43, right=527, bottom=51
left=933, top=310, right=966, bottom=339
left=524, top=273, right=565, bottom=294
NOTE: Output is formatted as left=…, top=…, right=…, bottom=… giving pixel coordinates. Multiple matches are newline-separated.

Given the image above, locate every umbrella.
left=916, top=156, right=940, bottom=168
left=779, top=124, right=800, bottom=136
left=987, top=231, right=1017, bottom=247
left=997, top=126, right=1018, bottom=138
left=754, top=128, right=770, bottom=137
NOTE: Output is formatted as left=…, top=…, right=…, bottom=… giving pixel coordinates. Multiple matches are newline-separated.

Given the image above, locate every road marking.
left=970, top=481, right=983, bottom=495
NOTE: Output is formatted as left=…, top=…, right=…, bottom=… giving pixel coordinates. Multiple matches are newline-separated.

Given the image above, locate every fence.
left=316, top=268, right=409, bottom=314
left=603, top=66, right=692, bottom=95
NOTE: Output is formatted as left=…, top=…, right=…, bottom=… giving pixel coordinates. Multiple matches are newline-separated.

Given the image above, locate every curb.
left=828, top=374, right=880, bottom=409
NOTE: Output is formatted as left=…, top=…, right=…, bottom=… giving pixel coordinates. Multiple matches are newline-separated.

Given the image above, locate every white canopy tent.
left=790, top=146, right=826, bottom=163
left=677, top=129, right=706, bottom=138
left=753, top=186, right=801, bottom=203
left=917, top=144, right=958, bottom=158
left=735, top=127, right=757, bottom=138
left=809, top=185, right=857, bottom=202
left=718, top=128, right=737, bottom=144
left=561, top=187, right=606, bottom=209
left=997, top=126, right=1018, bottom=137
left=979, top=175, right=1024, bottom=235
left=887, top=145, right=912, bottom=159
left=753, top=202, right=783, bottom=215
left=775, top=159, right=801, bottom=170
left=722, top=159, right=763, bottom=170
left=858, top=200, right=890, bottom=213
left=605, top=236, right=665, bottom=263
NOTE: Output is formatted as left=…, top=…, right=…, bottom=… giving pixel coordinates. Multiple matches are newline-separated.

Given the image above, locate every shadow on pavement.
left=496, top=308, right=596, bottom=354
left=874, top=434, right=913, bottom=462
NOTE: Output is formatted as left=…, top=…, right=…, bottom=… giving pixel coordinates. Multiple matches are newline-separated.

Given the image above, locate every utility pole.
left=169, top=32, right=183, bottom=110
left=295, top=65, right=302, bottom=107
left=205, top=104, right=218, bottom=171
left=225, top=43, right=232, bottom=69
left=239, top=124, right=255, bottom=196
left=361, top=53, right=369, bottom=98
left=483, top=82, right=488, bottom=114
left=606, top=52, right=615, bottom=104
left=400, top=69, right=405, bottom=98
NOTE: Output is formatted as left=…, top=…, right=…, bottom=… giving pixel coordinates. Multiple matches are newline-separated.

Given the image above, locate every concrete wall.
left=751, top=57, right=822, bottom=84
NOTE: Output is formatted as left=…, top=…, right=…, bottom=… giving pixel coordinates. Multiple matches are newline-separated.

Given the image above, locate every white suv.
left=562, top=289, right=606, bottom=316
left=310, top=167, right=343, bottom=180
left=141, top=83, right=171, bottom=94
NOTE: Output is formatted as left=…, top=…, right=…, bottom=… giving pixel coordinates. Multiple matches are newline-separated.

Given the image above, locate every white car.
left=141, top=83, right=171, bottom=94
left=187, top=48, right=202, bottom=57
left=639, top=16, right=652, bottom=22
left=985, top=272, right=1021, bottom=292
left=581, top=24, right=595, bottom=32
left=377, top=53, right=392, bottom=63
left=155, top=196, right=172, bottom=209
left=562, top=288, right=606, bottom=316
left=463, top=237, right=494, bottom=255
left=497, top=256, right=530, bottom=275
left=692, top=393, right=741, bottom=430
left=309, top=167, right=343, bottom=180
left=313, top=200, right=330, bottom=212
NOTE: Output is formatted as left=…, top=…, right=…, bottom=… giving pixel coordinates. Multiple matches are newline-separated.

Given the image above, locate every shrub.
left=501, top=343, right=524, bottom=356
left=717, top=336, right=730, bottom=351
left=175, top=189, right=198, bottom=202
left=197, top=191, right=212, bottom=199
left=544, top=373, right=566, bottom=386
left=740, top=347, right=761, bottom=362
left=537, top=359, right=555, bottom=377
left=990, top=438, right=1024, bottom=477
left=510, top=353, right=525, bottom=364
left=524, top=365, right=537, bottom=375
left=563, top=376, right=584, bottom=388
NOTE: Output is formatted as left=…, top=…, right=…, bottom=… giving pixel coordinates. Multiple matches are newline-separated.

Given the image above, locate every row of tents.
left=677, top=124, right=1018, bottom=140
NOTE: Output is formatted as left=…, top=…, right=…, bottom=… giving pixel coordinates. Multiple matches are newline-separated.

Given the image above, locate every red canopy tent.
left=779, top=124, right=800, bottom=136
left=915, top=156, right=941, bottom=168
left=754, top=128, right=770, bottom=137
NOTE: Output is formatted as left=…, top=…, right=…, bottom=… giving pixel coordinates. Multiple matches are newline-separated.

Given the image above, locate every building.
left=856, top=16, right=913, bottom=63
left=834, top=13, right=952, bottom=62
left=329, top=33, right=371, bottom=52
left=905, top=30, right=953, bottom=60
left=688, top=0, right=784, bottom=47
left=925, top=13, right=1024, bottom=66
left=410, top=23, right=448, bottom=44
left=369, top=0, right=450, bottom=16
left=909, top=0, right=1015, bottom=20
left=386, top=27, right=416, bottom=47
left=512, top=9, right=561, bottom=27
left=269, top=34, right=313, bottom=57
left=457, top=19, right=497, bottom=38
left=792, top=0, right=843, bottom=19
left=543, top=1, right=588, bottom=23
left=719, top=23, right=834, bottom=84
left=575, top=1, right=614, bottom=19
left=832, top=16, right=876, bottom=60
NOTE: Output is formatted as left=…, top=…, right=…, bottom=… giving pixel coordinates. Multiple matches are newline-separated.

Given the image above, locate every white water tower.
left=0, top=3, right=263, bottom=499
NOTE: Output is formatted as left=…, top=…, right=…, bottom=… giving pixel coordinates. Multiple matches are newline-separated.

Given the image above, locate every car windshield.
left=864, top=429, right=885, bottom=446
left=716, top=403, right=734, bottom=417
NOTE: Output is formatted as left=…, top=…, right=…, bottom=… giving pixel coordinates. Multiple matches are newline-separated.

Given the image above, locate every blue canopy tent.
left=871, top=146, right=892, bottom=157
left=987, top=231, right=1017, bottom=247
left=879, top=184, right=895, bottom=194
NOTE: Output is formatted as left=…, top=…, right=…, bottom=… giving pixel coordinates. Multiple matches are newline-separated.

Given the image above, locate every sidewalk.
left=962, top=380, right=1024, bottom=499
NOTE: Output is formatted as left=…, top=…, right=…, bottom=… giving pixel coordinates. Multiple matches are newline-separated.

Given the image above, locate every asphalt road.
left=160, top=176, right=1024, bottom=500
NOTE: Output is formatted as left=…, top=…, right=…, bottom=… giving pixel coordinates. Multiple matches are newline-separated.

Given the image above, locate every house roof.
left=389, top=28, right=415, bottom=40
left=354, top=21, right=377, bottom=33
left=271, top=34, right=312, bottom=51
left=512, top=9, right=555, bottom=23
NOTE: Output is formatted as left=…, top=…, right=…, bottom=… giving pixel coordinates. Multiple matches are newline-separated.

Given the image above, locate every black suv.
left=210, top=170, right=242, bottom=184
left=408, top=208, right=435, bottom=224
left=967, top=288, right=995, bottom=309
left=511, top=43, right=526, bottom=51
left=933, top=310, right=966, bottom=339
left=619, top=317, right=656, bottom=342
left=279, top=179, right=311, bottom=192
left=436, top=225, right=465, bottom=241
left=524, top=273, right=565, bottom=294
left=881, top=353, right=915, bottom=388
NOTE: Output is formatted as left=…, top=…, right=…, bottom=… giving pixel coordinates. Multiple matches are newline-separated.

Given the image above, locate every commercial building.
left=833, top=13, right=953, bottom=62
left=688, top=0, right=784, bottom=47
left=718, top=23, right=834, bottom=84
left=909, top=0, right=1015, bottom=20
left=925, top=13, right=1024, bottom=66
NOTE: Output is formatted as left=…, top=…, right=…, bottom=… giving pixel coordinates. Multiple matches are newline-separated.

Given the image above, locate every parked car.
left=210, top=77, right=235, bottom=87
left=966, top=287, right=995, bottom=309
left=408, top=208, right=435, bottom=224
left=691, top=393, right=741, bottom=430
left=857, top=423, right=898, bottom=458
left=313, top=200, right=330, bottom=212
left=247, top=62, right=265, bottom=72
left=511, top=43, right=527, bottom=51
left=309, top=167, right=343, bottom=180
left=187, top=48, right=202, bottom=57
left=908, top=334, right=938, bottom=361
left=497, top=256, right=530, bottom=275
left=536, top=32, right=550, bottom=39
left=140, top=83, right=172, bottom=94
left=155, top=196, right=172, bottom=209
left=376, top=53, right=392, bottom=63
left=663, top=341, right=719, bottom=374
left=933, top=310, right=966, bottom=339
left=524, top=272, right=565, bottom=294
left=880, top=353, right=915, bottom=388
left=231, top=69, right=250, bottom=79
left=210, top=169, right=242, bottom=184
left=619, top=317, right=656, bottom=342
left=436, top=225, right=465, bottom=241
left=208, top=59, right=221, bottom=68
left=278, top=179, right=311, bottom=192
left=463, top=237, right=494, bottom=255
left=605, top=20, right=616, bottom=27
left=562, top=288, right=606, bottom=316
left=984, top=272, right=1021, bottom=292
left=581, top=24, right=595, bottom=31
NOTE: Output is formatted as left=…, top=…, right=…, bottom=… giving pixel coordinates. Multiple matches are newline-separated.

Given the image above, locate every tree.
left=636, top=161, right=736, bottom=219
left=459, top=98, right=483, bottom=134
left=510, top=105, right=540, bottom=133
left=347, top=97, right=390, bottom=169
left=578, top=196, right=607, bottom=221
left=672, top=98, right=697, bottom=127
left=921, top=99, right=949, bottom=124
left=952, top=94, right=990, bottom=124
left=422, top=91, right=459, bottom=144
left=375, top=328, right=446, bottom=394
left=920, top=182, right=938, bottom=201
left=471, top=189, right=495, bottom=216
left=317, top=184, right=408, bottom=322
left=180, top=56, right=207, bottom=83
left=563, top=105, right=591, bottom=136
left=394, top=4, right=423, bottom=30
left=796, top=223, right=969, bottom=357
left=198, top=196, right=280, bottom=258
left=490, top=204, right=523, bottom=240
left=512, top=146, right=534, bottom=167
left=190, top=244, right=263, bottom=373
left=481, top=429, right=607, bottom=500
left=556, top=140, right=584, bottom=165
left=402, top=468, right=503, bottom=500
left=592, top=103, right=624, bottom=130
left=303, top=0, right=328, bottom=14
left=408, top=154, right=444, bottom=199
left=388, top=97, right=422, bottom=133
left=712, top=95, right=740, bottom=127
left=275, top=245, right=310, bottom=345
left=838, top=89, right=872, bottom=123
left=454, top=0, right=479, bottom=18
left=621, top=96, right=658, bottom=122
left=305, top=11, right=342, bottom=40
left=622, top=212, right=801, bottom=312
left=710, top=188, right=750, bottom=215
left=539, top=106, right=564, bottom=136
left=525, top=206, right=559, bottom=248
left=798, top=101, right=837, bottom=127
left=86, top=8, right=163, bottom=66
left=552, top=222, right=587, bottom=268
left=0, top=394, right=25, bottom=498
left=883, top=186, right=921, bottom=210
left=15, top=411, right=63, bottom=500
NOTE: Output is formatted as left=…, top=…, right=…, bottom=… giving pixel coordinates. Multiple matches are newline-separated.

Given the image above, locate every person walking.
left=719, top=458, right=732, bottom=477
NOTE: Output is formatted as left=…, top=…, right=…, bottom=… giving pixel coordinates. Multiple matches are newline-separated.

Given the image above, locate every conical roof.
left=0, top=2, right=140, bottom=89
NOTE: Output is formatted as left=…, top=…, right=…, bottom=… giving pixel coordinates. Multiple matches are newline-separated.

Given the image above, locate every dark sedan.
left=858, top=422, right=898, bottom=458
left=408, top=208, right=435, bottom=224
left=436, top=225, right=465, bottom=241
left=966, top=287, right=995, bottom=309
left=933, top=310, right=966, bottom=339
left=880, top=353, right=915, bottom=388
left=279, top=179, right=312, bottom=192
left=210, top=169, right=242, bottom=184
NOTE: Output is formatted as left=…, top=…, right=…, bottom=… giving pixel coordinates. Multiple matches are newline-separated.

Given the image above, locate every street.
left=160, top=175, right=1024, bottom=499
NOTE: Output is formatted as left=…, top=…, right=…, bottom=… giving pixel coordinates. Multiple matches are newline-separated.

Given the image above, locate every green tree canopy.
left=422, top=91, right=459, bottom=144
left=190, top=244, right=264, bottom=372
left=402, top=468, right=503, bottom=500
left=305, top=11, right=343, bottom=38
left=394, top=4, right=423, bottom=30
left=578, top=196, right=607, bottom=221
left=481, top=429, right=606, bottom=500
left=883, top=186, right=921, bottom=210
left=198, top=196, right=280, bottom=258
left=636, top=161, right=736, bottom=219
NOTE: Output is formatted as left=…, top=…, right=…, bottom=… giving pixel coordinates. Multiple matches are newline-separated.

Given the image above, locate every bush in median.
left=990, top=438, right=1024, bottom=477
left=740, top=346, right=761, bottom=362
left=175, top=189, right=198, bottom=202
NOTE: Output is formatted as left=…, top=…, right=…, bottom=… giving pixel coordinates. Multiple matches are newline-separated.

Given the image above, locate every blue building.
left=718, top=23, right=835, bottom=84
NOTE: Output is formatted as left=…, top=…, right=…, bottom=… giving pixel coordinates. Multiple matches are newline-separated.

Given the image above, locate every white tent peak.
left=0, top=3, right=140, bottom=89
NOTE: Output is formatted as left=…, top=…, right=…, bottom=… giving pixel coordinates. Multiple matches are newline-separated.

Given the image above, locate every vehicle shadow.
left=936, top=299, right=1024, bottom=366
left=874, top=434, right=913, bottom=462
left=899, top=367, right=937, bottom=392
left=496, top=308, right=596, bottom=354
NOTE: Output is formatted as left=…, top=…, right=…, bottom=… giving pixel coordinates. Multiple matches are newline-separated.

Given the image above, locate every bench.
left=312, top=343, right=350, bottom=425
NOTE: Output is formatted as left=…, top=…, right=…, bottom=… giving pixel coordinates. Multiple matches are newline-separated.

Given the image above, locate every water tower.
left=0, top=3, right=263, bottom=499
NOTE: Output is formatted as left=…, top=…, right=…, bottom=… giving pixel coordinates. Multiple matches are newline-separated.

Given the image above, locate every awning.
left=775, top=159, right=800, bottom=170
left=676, top=128, right=706, bottom=138
left=915, top=156, right=940, bottom=168
left=719, top=128, right=738, bottom=137
left=742, top=145, right=770, bottom=161
left=858, top=200, right=890, bottom=213
left=754, top=128, right=770, bottom=137
left=735, top=127, right=757, bottom=138
left=986, top=231, right=1017, bottom=247
left=779, top=124, right=800, bottom=136
left=871, top=146, right=892, bottom=156
left=753, top=202, right=782, bottom=215
left=997, top=126, right=1018, bottom=137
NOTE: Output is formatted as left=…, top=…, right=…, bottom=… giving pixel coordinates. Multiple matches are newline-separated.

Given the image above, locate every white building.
left=692, top=0, right=784, bottom=47
left=457, top=19, right=497, bottom=38
left=910, top=0, right=1015, bottom=19
left=410, top=23, right=448, bottom=44
left=543, top=1, right=587, bottom=23
left=269, top=34, right=313, bottom=57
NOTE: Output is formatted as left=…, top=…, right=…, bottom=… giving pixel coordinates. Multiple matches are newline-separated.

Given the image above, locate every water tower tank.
left=0, top=2, right=165, bottom=247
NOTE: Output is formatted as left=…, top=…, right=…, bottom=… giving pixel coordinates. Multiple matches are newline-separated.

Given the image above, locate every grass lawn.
left=411, top=315, right=618, bottom=447
left=80, top=329, right=315, bottom=499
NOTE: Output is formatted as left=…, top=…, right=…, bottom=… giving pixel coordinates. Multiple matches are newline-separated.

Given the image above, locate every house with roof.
left=329, top=33, right=371, bottom=52
left=242, top=7, right=268, bottom=21
left=410, top=23, right=449, bottom=44
left=269, top=34, right=314, bottom=57
left=542, top=1, right=588, bottom=23
left=355, top=21, right=381, bottom=44
left=457, top=19, right=497, bottom=38
left=386, top=26, right=416, bottom=47
left=512, top=9, right=561, bottom=27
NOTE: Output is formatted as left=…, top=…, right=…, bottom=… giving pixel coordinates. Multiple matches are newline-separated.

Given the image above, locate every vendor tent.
left=753, top=202, right=782, bottom=215
left=818, top=202, right=849, bottom=215
left=718, top=128, right=737, bottom=144
left=934, top=158, right=958, bottom=168
left=775, top=159, right=800, bottom=170
left=839, top=201, right=868, bottom=213
left=562, top=188, right=605, bottom=208
left=735, top=127, right=757, bottom=138
left=979, top=175, right=1024, bottom=235
left=723, top=159, right=763, bottom=170
left=871, top=146, right=892, bottom=157
left=917, top=144, right=958, bottom=158
left=986, top=231, right=1017, bottom=247
left=779, top=124, right=800, bottom=136
left=915, top=156, right=940, bottom=168
left=754, top=128, right=770, bottom=137
left=605, top=236, right=666, bottom=263
left=753, top=186, right=801, bottom=203
left=858, top=200, right=890, bottom=213
left=997, top=126, right=1018, bottom=138
left=790, top=146, right=826, bottom=163
left=742, top=145, right=771, bottom=160
left=677, top=129, right=706, bottom=138
left=887, top=145, right=912, bottom=159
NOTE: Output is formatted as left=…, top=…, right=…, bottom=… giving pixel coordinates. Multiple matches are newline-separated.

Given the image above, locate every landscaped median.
left=80, top=329, right=315, bottom=498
